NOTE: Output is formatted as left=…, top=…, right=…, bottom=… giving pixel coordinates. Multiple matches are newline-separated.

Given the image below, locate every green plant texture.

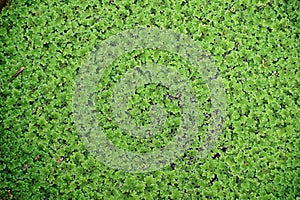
left=0, top=0, right=299, bottom=199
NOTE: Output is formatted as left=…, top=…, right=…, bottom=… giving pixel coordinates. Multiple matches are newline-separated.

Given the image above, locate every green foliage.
left=0, top=0, right=299, bottom=199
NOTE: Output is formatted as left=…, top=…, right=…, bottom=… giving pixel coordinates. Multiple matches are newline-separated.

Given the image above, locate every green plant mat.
left=0, top=0, right=299, bottom=199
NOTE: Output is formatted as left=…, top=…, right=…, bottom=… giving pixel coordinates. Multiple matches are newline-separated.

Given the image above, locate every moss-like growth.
left=0, top=0, right=299, bottom=199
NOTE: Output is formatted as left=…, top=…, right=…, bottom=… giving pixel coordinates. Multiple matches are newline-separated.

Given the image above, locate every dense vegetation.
left=0, top=0, right=299, bottom=199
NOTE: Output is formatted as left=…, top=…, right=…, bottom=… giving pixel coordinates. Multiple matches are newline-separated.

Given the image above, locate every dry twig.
left=10, top=67, right=25, bottom=81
